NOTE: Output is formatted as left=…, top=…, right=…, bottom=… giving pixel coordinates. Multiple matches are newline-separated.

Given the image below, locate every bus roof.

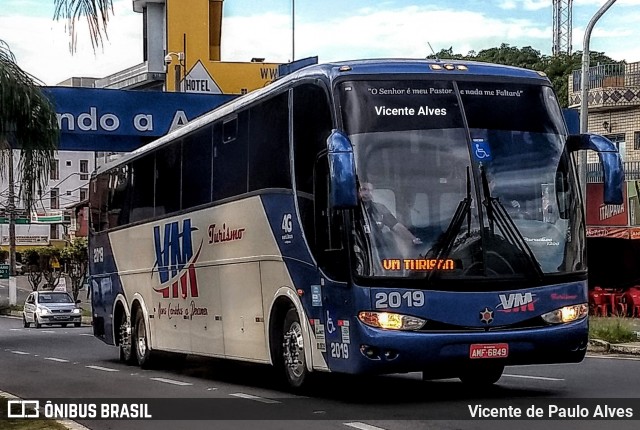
left=93, top=58, right=550, bottom=176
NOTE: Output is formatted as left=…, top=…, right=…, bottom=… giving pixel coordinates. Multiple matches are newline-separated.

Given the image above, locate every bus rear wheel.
left=118, top=313, right=135, bottom=364
left=280, top=308, right=309, bottom=389
left=459, top=363, right=504, bottom=387
left=133, top=308, right=153, bottom=368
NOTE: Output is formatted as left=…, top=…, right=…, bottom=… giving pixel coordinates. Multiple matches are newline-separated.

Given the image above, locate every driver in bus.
left=358, top=182, right=423, bottom=246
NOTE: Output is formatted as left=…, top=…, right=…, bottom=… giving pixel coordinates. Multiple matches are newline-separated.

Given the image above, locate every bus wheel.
left=133, top=309, right=153, bottom=368
left=118, top=313, right=135, bottom=364
left=281, top=308, right=309, bottom=388
left=459, top=364, right=504, bottom=386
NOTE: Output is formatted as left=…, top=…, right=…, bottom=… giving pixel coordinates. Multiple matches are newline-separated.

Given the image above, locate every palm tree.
left=0, top=41, right=59, bottom=276
left=53, top=0, right=114, bottom=52
left=1, top=1, right=114, bottom=277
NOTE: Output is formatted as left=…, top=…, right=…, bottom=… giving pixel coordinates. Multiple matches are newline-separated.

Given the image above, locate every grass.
left=589, top=316, right=640, bottom=344
left=1, top=396, right=68, bottom=429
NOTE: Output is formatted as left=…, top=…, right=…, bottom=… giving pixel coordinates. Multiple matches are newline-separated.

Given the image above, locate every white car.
left=22, top=291, right=82, bottom=328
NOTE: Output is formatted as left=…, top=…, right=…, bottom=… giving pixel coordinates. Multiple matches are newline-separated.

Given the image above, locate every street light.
left=165, top=51, right=185, bottom=92
left=578, top=0, right=617, bottom=196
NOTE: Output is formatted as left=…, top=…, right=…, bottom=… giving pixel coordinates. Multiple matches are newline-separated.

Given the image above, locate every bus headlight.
left=541, top=303, right=588, bottom=324
left=358, top=311, right=426, bottom=330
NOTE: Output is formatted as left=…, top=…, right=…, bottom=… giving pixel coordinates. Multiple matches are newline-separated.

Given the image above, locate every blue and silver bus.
left=89, top=59, right=623, bottom=388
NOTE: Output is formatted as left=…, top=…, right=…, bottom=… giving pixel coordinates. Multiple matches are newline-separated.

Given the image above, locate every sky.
left=0, top=0, right=639, bottom=86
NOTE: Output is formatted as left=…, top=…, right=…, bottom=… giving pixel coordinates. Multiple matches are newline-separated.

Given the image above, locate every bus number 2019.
left=374, top=291, right=425, bottom=308
left=330, top=342, right=349, bottom=359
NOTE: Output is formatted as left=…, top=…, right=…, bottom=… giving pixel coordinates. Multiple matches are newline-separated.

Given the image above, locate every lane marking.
left=41, top=330, right=56, bottom=334
left=503, top=374, right=564, bottom=381
left=10, top=328, right=24, bottom=331
left=79, top=334, right=94, bottom=337
left=229, top=393, right=280, bottom=404
left=85, top=365, right=119, bottom=372
left=587, top=354, right=640, bottom=361
left=150, top=377, right=193, bottom=386
left=344, top=423, right=388, bottom=430
left=10, top=350, right=30, bottom=355
left=45, top=357, right=70, bottom=363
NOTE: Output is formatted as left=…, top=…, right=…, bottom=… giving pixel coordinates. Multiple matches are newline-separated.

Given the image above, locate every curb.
left=587, top=338, right=640, bottom=355
left=0, top=389, right=90, bottom=430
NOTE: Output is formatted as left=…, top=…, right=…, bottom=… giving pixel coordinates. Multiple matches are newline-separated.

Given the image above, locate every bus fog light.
left=358, top=311, right=426, bottom=330
left=541, top=303, right=588, bottom=324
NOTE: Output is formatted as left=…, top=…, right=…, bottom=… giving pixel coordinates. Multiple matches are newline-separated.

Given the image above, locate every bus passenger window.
left=155, top=144, right=182, bottom=216
left=130, top=155, right=155, bottom=223
left=183, top=126, right=213, bottom=209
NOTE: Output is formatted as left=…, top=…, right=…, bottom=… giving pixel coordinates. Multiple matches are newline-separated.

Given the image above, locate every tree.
left=53, top=0, right=114, bottom=52
left=0, top=41, right=59, bottom=277
left=426, top=44, right=621, bottom=107
left=60, top=238, right=88, bottom=302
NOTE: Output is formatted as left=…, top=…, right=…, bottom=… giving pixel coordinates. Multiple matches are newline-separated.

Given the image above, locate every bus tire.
left=133, top=308, right=153, bottom=368
left=280, top=308, right=310, bottom=389
left=118, top=312, right=135, bottom=364
left=459, top=364, right=504, bottom=386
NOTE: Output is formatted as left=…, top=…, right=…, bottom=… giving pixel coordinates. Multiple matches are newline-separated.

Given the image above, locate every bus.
left=89, top=59, right=624, bottom=388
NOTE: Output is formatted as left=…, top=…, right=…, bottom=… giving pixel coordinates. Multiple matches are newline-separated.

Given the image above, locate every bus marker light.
left=444, top=64, right=456, bottom=70
left=430, top=64, right=443, bottom=70
left=339, top=65, right=352, bottom=72
left=297, top=289, right=304, bottom=296
left=456, top=65, right=468, bottom=71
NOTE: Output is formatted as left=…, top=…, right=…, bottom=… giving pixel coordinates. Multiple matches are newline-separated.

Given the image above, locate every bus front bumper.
left=342, top=317, right=588, bottom=375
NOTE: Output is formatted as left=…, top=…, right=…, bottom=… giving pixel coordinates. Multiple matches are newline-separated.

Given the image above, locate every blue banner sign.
left=43, top=87, right=236, bottom=152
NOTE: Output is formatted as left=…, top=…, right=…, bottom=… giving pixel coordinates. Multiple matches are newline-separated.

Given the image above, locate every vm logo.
left=153, top=219, right=202, bottom=299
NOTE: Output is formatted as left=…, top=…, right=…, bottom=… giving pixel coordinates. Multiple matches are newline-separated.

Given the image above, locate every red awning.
left=587, top=227, right=640, bottom=239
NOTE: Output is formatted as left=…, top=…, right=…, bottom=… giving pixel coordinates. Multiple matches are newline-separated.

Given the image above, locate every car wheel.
left=34, top=316, right=42, bottom=329
left=133, top=308, right=154, bottom=368
left=280, top=308, right=310, bottom=389
left=118, top=313, right=135, bottom=364
left=61, top=323, right=68, bottom=328
left=74, top=322, right=81, bottom=328
left=22, top=314, right=30, bottom=328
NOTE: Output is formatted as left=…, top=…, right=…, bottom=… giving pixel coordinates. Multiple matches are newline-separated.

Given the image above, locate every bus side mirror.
left=327, top=130, right=358, bottom=209
left=567, top=133, right=624, bottom=205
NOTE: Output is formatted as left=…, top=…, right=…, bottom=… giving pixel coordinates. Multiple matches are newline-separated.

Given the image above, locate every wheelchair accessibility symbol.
left=472, top=139, right=492, bottom=161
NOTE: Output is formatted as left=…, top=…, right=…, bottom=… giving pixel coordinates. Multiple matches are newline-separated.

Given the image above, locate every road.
left=0, top=315, right=639, bottom=430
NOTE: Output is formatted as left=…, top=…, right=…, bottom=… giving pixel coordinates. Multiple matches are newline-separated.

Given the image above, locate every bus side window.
left=248, top=92, right=290, bottom=191
left=292, top=82, right=333, bottom=258
left=182, top=125, right=213, bottom=209
left=130, top=154, right=155, bottom=223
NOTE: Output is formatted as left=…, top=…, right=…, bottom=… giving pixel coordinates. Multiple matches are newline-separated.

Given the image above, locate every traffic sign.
left=0, top=264, right=9, bottom=279
left=0, top=218, right=30, bottom=224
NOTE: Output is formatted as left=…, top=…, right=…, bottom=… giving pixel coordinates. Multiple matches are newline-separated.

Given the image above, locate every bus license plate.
left=469, top=343, right=509, bottom=359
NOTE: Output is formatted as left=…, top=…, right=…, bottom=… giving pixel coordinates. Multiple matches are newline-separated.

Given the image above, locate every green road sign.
left=0, top=264, right=9, bottom=279
left=0, top=218, right=30, bottom=224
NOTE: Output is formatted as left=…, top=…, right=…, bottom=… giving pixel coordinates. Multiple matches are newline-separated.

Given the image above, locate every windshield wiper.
left=479, top=165, right=544, bottom=280
left=425, top=166, right=473, bottom=282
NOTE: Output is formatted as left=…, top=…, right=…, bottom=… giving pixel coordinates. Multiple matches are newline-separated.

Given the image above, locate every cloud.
left=223, top=6, right=551, bottom=63
left=0, top=0, right=142, bottom=85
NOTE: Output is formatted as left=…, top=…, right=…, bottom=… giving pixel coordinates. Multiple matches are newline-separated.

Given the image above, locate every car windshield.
left=38, top=293, right=73, bottom=304
left=339, top=78, right=584, bottom=286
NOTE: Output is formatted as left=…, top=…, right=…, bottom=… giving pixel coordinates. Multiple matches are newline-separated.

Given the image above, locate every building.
left=569, top=61, right=640, bottom=288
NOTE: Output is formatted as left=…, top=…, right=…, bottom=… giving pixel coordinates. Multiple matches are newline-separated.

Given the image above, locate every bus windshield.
left=339, top=79, right=585, bottom=284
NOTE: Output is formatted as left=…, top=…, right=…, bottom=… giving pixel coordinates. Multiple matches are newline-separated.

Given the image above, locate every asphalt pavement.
left=2, top=275, right=640, bottom=352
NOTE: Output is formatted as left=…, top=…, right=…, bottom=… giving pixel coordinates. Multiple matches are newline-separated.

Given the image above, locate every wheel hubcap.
left=136, top=318, right=147, bottom=358
left=282, top=321, right=304, bottom=378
